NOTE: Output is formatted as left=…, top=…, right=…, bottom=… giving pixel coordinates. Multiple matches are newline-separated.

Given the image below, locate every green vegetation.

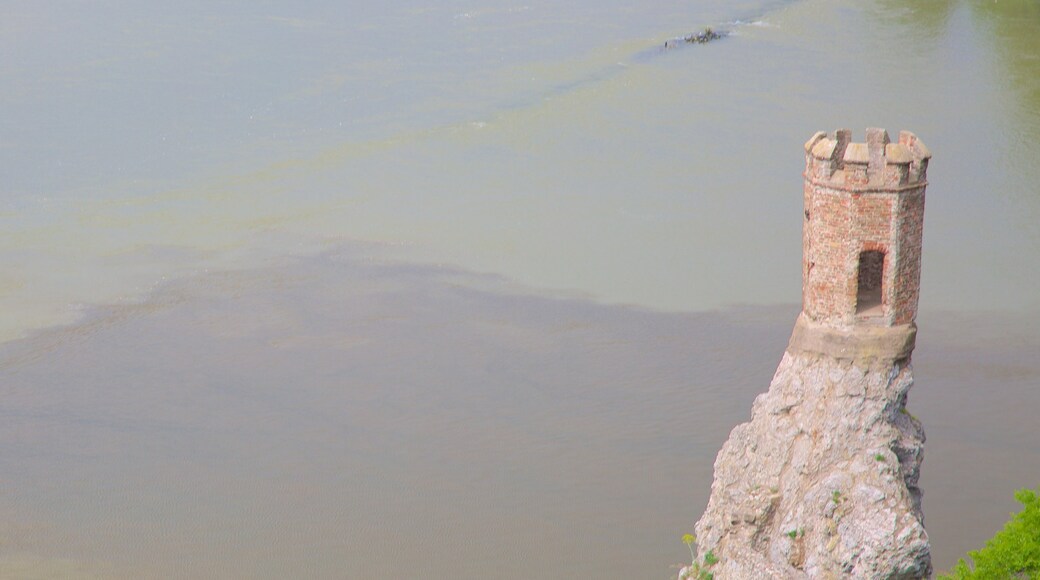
left=679, top=534, right=719, bottom=580
left=939, top=488, right=1040, bottom=579
left=785, top=528, right=805, bottom=540
left=875, top=453, right=886, bottom=462
left=703, top=550, right=718, bottom=566
left=832, top=490, right=842, bottom=504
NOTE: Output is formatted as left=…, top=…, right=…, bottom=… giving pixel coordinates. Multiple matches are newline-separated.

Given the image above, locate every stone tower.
left=789, top=128, right=930, bottom=361
left=691, top=129, right=932, bottom=579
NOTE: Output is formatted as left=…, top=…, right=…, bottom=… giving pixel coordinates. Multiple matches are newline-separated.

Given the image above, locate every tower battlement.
left=789, top=129, right=930, bottom=361
left=805, top=128, right=931, bottom=189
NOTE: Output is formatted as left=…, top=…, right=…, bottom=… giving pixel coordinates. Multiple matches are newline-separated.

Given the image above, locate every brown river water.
left=2, top=0, right=1040, bottom=577
left=2, top=249, right=1040, bottom=578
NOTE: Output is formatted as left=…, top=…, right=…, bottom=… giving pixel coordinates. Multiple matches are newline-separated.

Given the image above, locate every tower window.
left=856, top=250, right=885, bottom=317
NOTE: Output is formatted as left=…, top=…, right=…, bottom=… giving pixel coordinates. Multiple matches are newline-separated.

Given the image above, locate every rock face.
left=693, top=351, right=930, bottom=578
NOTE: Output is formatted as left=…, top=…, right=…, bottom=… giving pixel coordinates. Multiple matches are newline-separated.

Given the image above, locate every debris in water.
left=664, top=27, right=726, bottom=49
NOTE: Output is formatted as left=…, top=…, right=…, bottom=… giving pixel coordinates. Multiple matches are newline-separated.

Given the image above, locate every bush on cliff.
left=939, top=487, right=1040, bottom=579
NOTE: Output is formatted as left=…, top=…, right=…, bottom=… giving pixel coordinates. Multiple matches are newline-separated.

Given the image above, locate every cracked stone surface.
left=693, top=351, right=931, bottom=579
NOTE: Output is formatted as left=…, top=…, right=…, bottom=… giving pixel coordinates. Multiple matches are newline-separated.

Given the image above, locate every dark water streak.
left=1, top=249, right=1037, bottom=578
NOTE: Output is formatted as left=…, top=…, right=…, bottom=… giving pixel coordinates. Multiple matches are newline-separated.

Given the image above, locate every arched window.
left=856, top=250, right=885, bottom=317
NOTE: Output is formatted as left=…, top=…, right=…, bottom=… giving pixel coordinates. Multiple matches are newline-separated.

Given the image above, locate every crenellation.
left=805, top=129, right=930, bottom=190
left=910, top=144, right=930, bottom=183
left=805, top=128, right=853, bottom=182
left=834, top=128, right=852, bottom=166
left=843, top=143, right=870, bottom=185
left=866, top=127, right=890, bottom=181
left=884, top=143, right=912, bottom=186
left=804, top=131, right=828, bottom=154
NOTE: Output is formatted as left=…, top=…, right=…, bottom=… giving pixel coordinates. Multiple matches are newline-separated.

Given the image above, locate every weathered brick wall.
left=801, top=129, right=930, bottom=329
left=893, top=187, right=925, bottom=324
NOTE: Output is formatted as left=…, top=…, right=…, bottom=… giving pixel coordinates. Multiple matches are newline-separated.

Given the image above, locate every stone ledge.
left=802, top=175, right=928, bottom=194
left=786, top=314, right=916, bottom=361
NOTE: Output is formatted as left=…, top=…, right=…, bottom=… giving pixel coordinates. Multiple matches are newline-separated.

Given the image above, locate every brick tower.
left=788, top=128, right=930, bottom=361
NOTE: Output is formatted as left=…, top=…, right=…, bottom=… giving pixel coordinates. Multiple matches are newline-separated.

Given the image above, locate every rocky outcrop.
left=693, top=351, right=931, bottom=579
left=690, top=129, right=934, bottom=577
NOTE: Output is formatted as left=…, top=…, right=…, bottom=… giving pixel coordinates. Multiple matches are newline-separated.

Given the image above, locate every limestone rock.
left=693, top=351, right=930, bottom=579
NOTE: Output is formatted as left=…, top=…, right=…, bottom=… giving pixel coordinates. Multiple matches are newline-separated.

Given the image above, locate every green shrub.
left=678, top=535, right=718, bottom=580
left=939, top=488, right=1040, bottom=579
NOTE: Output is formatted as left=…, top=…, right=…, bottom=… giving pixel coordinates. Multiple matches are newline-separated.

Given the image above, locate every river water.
left=2, top=0, right=1039, bottom=577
